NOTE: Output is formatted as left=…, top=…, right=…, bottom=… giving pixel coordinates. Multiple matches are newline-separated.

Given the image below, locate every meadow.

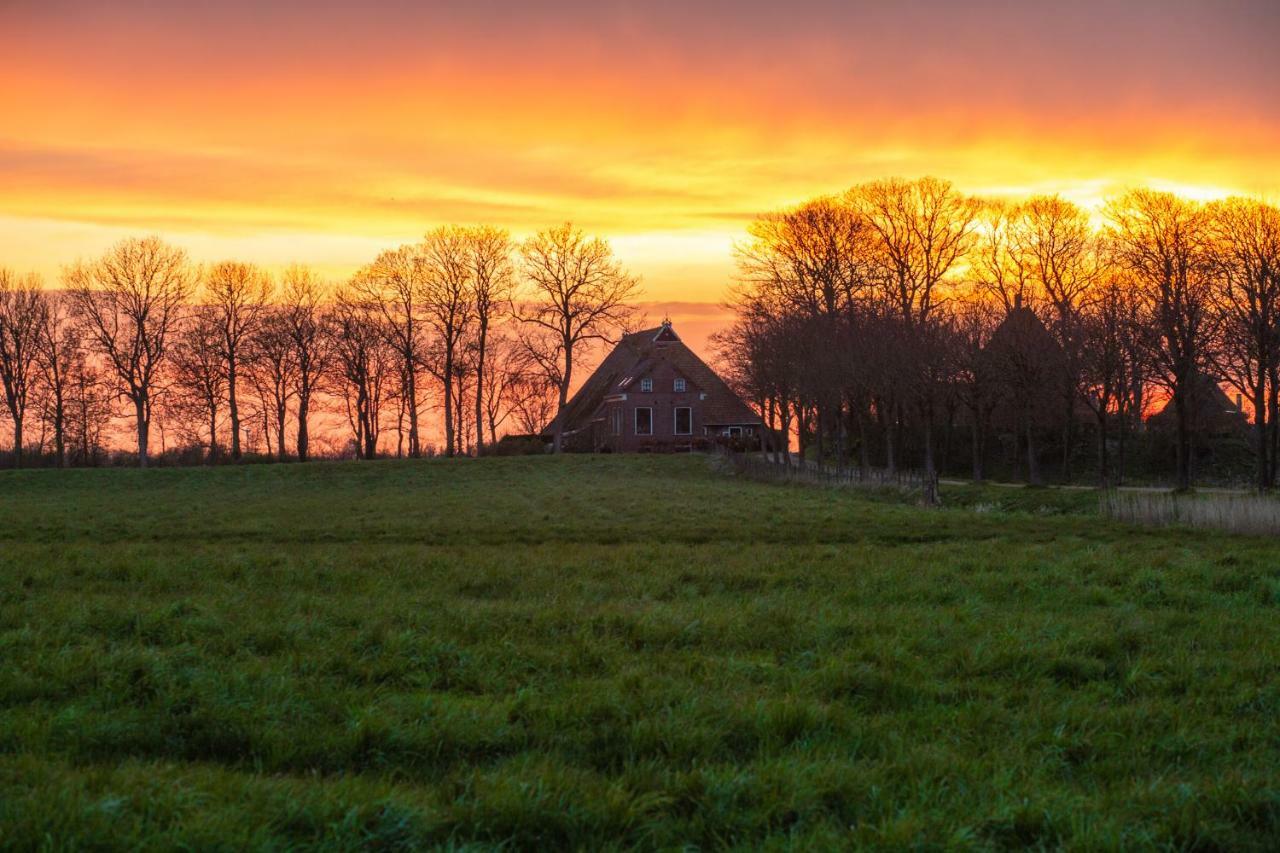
left=1, top=455, right=1278, bottom=850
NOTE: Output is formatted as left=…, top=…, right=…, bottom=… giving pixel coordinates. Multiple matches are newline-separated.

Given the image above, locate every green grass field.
left=2, top=456, right=1278, bottom=849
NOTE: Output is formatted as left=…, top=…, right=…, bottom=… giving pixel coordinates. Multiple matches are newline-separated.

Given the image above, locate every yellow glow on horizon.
left=3, top=7, right=1278, bottom=304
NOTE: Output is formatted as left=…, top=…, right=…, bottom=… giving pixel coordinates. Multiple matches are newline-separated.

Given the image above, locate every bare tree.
left=1106, top=189, right=1217, bottom=491
left=66, top=356, right=113, bottom=465
left=519, top=223, right=641, bottom=452
left=419, top=227, right=476, bottom=457
left=34, top=293, right=80, bottom=467
left=0, top=269, right=47, bottom=467
left=1080, top=275, right=1139, bottom=485
left=477, top=334, right=525, bottom=446
left=948, top=299, right=1001, bottom=482
left=465, top=226, right=516, bottom=455
left=353, top=245, right=427, bottom=457
left=736, top=197, right=872, bottom=320
left=514, top=325, right=567, bottom=437
left=851, top=177, right=979, bottom=478
left=65, top=237, right=194, bottom=467
left=246, top=307, right=298, bottom=462
left=974, top=201, right=1036, bottom=312
left=735, top=196, right=874, bottom=464
left=168, top=306, right=227, bottom=462
left=1020, top=195, right=1099, bottom=478
left=504, top=333, right=563, bottom=437
left=204, top=261, right=270, bottom=460
left=328, top=287, right=394, bottom=459
left=1207, top=197, right=1280, bottom=491
left=281, top=265, right=329, bottom=462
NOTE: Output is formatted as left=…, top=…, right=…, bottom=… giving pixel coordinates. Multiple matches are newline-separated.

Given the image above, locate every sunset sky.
left=3, top=0, right=1278, bottom=321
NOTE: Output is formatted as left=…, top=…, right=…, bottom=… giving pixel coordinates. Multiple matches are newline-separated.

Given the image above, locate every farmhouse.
left=542, top=321, right=763, bottom=452
left=1146, top=371, right=1250, bottom=436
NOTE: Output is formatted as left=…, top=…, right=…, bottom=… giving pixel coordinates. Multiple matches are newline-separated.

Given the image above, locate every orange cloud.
left=2, top=1, right=1277, bottom=302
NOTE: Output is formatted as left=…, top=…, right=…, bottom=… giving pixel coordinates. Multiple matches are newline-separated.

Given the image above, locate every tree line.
left=0, top=223, right=640, bottom=468
left=714, top=178, right=1280, bottom=492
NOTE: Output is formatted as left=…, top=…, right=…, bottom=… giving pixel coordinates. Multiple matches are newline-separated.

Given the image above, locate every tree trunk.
left=1060, top=387, right=1075, bottom=483
left=443, top=341, right=456, bottom=456
left=474, top=321, right=488, bottom=456
left=81, top=414, right=90, bottom=466
left=1096, top=410, right=1109, bottom=487
left=971, top=408, right=985, bottom=483
left=942, top=403, right=955, bottom=477
left=355, top=381, right=368, bottom=459
left=1173, top=390, right=1192, bottom=491
left=779, top=399, right=792, bottom=468
left=208, top=407, right=218, bottom=464
left=857, top=406, right=870, bottom=473
left=1253, top=383, right=1269, bottom=493
left=795, top=402, right=809, bottom=461
left=395, top=395, right=405, bottom=458
left=814, top=402, right=825, bottom=465
left=1116, top=397, right=1128, bottom=487
left=229, top=360, right=241, bottom=461
left=406, top=365, right=420, bottom=458
left=276, top=399, right=288, bottom=463
left=553, top=342, right=573, bottom=454
left=10, top=410, right=22, bottom=469
left=1269, top=377, right=1280, bottom=487
left=297, top=392, right=310, bottom=462
left=881, top=403, right=897, bottom=475
left=363, top=381, right=377, bottom=460
left=921, top=405, right=936, bottom=477
left=54, top=398, right=65, bottom=468
left=135, top=396, right=150, bottom=468
left=1026, top=420, right=1042, bottom=486
left=262, top=406, right=273, bottom=458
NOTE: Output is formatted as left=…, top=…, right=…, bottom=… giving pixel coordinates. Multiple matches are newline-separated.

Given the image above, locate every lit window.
left=640, top=378, right=653, bottom=392
left=673, top=378, right=686, bottom=392
left=674, top=407, right=692, bottom=435
left=635, top=407, right=653, bottom=435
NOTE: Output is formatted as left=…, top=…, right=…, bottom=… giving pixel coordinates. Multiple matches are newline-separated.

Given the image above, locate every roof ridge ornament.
left=654, top=318, right=679, bottom=343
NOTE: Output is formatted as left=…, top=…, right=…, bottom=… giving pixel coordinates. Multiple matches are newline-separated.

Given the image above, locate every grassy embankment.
left=1, top=455, right=1278, bottom=848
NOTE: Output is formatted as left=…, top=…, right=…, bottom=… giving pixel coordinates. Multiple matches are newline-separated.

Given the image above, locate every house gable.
left=541, top=321, right=761, bottom=451
left=653, top=322, right=680, bottom=344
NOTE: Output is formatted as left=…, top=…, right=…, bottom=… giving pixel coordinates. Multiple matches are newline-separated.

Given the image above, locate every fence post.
left=921, top=470, right=940, bottom=506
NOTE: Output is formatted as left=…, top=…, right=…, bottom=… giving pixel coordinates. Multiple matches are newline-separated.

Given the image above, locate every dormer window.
left=673, top=378, right=686, bottom=392
left=640, top=378, right=653, bottom=392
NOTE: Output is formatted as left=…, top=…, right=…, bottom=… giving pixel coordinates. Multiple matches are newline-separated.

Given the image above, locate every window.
left=673, top=378, right=686, bottom=392
left=640, top=378, right=653, bottom=392
left=610, top=407, right=623, bottom=436
left=634, top=407, right=653, bottom=435
left=674, top=407, right=692, bottom=435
